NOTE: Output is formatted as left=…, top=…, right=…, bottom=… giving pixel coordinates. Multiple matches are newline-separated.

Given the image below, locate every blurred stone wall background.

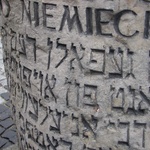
left=0, top=10, right=18, bottom=150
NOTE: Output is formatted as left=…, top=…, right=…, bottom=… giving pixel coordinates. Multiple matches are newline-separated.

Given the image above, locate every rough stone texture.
left=3, top=144, right=19, bottom=150
left=1, top=0, right=150, bottom=150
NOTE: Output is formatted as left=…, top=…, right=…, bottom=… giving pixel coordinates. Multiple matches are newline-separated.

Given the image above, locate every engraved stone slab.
left=1, top=0, right=150, bottom=150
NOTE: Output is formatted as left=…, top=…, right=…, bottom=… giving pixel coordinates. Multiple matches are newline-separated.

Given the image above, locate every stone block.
left=1, top=0, right=150, bottom=149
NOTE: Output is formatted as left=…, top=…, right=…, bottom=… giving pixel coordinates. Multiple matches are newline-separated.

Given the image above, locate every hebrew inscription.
left=1, top=0, right=150, bottom=150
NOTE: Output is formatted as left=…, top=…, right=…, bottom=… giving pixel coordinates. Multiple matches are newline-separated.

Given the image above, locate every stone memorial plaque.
left=1, top=0, right=150, bottom=149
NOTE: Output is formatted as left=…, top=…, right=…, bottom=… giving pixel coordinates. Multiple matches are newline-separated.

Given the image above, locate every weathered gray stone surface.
left=1, top=0, right=150, bottom=149
left=3, top=144, right=19, bottom=150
